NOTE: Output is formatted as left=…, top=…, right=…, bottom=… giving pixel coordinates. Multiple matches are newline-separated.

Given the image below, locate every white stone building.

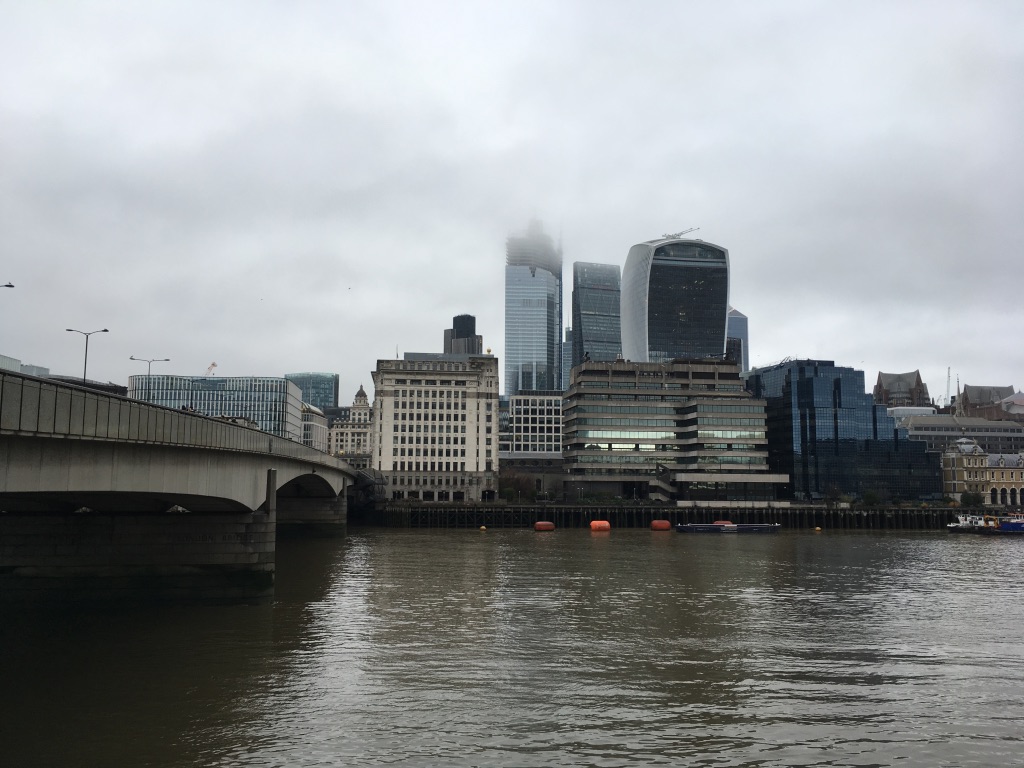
left=328, top=385, right=373, bottom=469
left=301, top=403, right=329, bottom=453
left=371, top=353, right=499, bottom=501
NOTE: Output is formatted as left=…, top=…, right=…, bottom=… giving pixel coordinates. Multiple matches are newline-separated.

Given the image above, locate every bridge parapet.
left=0, top=370, right=352, bottom=473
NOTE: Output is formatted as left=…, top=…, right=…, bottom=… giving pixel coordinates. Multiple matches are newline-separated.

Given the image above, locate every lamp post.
left=130, top=355, right=169, bottom=402
left=66, top=328, right=109, bottom=383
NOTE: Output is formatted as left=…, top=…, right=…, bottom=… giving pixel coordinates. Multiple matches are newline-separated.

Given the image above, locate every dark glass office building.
left=571, top=262, right=622, bottom=369
left=726, top=306, right=749, bottom=372
left=284, top=372, right=340, bottom=412
left=746, top=359, right=941, bottom=502
left=621, top=238, right=729, bottom=363
left=504, top=221, right=562, bottom=395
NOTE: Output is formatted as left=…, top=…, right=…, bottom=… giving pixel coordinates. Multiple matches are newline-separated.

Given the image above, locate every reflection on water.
left=2, top=530, right=1023, bottom=767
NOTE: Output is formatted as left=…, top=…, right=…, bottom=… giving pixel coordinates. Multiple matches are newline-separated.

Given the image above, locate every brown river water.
left=2, top=527, right=1022, bottom=767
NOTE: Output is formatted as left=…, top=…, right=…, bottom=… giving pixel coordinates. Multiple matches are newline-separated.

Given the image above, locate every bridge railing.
left=0, top=370, right=352, bottom=471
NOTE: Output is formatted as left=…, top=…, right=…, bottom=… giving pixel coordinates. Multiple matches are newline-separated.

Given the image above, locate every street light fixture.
left=130, top=355, right=170, bottom=401
left=66, top=328, right=109, bottom=383
left=3, top=283, right=13, bottom=288
left=129, top=355, right=170, bottom=376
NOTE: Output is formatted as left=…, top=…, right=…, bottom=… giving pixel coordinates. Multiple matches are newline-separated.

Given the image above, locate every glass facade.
left=561, top=327, right=574, bottom=391
left=504, top=221, right=562, bottom=396
left=746, top=360, right=942, bottom=501
left=128, top=375, right=304, bottom=440
left=571, top=262, right=621, bottom=370
left=621, top=238, right=729, bottom=363
left=726, top=307, right=749, bottom=372
left=563, top=359, right=783, bottom=503
left=284, top=372, right=340, bottom=412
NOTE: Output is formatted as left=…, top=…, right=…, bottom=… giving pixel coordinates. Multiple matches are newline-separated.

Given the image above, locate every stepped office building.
left=746, top=360, right=941, bottom=501
left=621, top=237, right=730, bottom=363
left=504, top=221, right=563, bottom=395
left=571, top=262, right=622, bottom=370
left=563, top=359, right=786, bottom=505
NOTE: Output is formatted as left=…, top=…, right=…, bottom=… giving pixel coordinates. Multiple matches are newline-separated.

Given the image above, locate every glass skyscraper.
left=726, top=307, right=749, bottom=372
left=284, top=372, right=340, bottom=412
left=571, top=262, right=621, bottom=368
left=504, top=220, right=562, bottom=395
left=746, top=359, right=941, bottom=502
left=621, top=237, right=729, bottom=363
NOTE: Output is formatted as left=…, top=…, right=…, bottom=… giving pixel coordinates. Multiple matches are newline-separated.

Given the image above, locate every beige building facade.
left=942, top=438, right=1024, bottom=507
left=328, top=385, right=373, bottom=470
left=371, top=353, right=499, bottom=501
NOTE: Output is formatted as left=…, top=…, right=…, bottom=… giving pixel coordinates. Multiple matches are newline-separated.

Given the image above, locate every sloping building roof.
left=963, top=384, right=1014, bottom=406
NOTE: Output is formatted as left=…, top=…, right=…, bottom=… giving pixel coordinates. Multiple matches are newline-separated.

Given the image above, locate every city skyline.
left=1, top=2, right=1021, bottom=403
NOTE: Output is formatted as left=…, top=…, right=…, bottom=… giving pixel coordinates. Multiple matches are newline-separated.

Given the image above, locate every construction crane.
left=203, top=362, right=217, bottom=376
left=663, top=227, right=699, bottom=239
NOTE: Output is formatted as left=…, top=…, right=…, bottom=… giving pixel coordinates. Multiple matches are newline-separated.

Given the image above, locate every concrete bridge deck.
left=0, top=371, right=358, bottom=599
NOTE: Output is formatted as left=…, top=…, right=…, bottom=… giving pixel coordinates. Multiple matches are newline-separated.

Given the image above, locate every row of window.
left=395, top=447, right=467, bottom=457
left=395, top=414, right=468, bottom=424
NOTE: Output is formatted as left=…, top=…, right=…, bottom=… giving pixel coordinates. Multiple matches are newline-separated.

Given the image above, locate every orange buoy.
left=590, top=520, right=611, bottom=532
left=534, top=521, right=556, bottom=532
left=650, top=519, right=672, bottom=531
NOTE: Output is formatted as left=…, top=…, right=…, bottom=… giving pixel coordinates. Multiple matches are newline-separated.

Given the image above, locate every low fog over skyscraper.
left=621, top=236, right=730, bottom=362
left=504, top=220, right=562, bottom=395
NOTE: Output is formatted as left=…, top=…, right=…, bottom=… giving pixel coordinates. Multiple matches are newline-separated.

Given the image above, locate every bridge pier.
left=0, top=509, right=275, bottom=601
left=277, top=494, right=347, bottom=536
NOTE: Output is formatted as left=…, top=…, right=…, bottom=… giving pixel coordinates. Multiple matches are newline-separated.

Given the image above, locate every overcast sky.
left=2, top=1, right=1022, bottom=406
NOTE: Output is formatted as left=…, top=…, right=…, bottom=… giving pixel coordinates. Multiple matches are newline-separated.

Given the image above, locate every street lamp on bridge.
left=66, top=328, right=109, bottom=383
left=130, top=355, right=170, bottom=402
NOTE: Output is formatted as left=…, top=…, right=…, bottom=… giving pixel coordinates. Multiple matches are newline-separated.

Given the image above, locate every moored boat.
left=948, top=514, right=1024, bottom=535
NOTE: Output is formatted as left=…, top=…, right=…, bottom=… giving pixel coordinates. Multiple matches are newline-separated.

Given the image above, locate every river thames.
left=2, top=527, right=1023, bottom=767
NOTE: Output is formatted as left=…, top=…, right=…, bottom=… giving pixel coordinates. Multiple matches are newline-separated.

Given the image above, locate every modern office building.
left=561, top=328, right=574, bottom=391
left=284, top=372, right=340, bottom=412
left=901, top=413, right=1024, bottom=454
left=0, top=353, right=50, bottom=377
left=504, top=220, right=563, bottom=395
left=498, top=389, right=565, bottom=500
left=746, top=360, right=941, bottom=502
left=444, top=314, right=484, bottom=355
left=571, top=262, right=622, bottom=369
left=621, top=237, right=730, bottom=363
left=563, top=359, right=786, bottom=505
left=726, top=307, right=749, bottom=372
left=128, top=375, right=303, bottom=440
left=301, top=403, right=329, bottom=453
left=873, top=371, right=930, bottom=407
left=371, top=352, right=499, bottom=501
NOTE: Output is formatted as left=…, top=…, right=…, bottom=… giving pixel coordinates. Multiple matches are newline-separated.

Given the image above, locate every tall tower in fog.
left=504, top=221, right=563, bottom=395
left=620, top=236, right=729, bottom=362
